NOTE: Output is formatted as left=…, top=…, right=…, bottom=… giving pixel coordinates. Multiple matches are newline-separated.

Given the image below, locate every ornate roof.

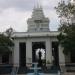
left=32, top=7, right=45, bottom=20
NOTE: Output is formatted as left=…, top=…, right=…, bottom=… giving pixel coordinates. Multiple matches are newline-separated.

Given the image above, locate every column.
left=59, top=45, right=65, bottom=65
left=26, top=40, right=32, bottom=64
left=46, top=40, right=52, bottom=64
left=13, top=41, right=19, bottom=67
left=59, top=45, right=66, bottom=72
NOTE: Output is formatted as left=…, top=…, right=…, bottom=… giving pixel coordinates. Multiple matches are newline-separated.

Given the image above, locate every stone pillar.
left=46, top=40, right=52, bottom=64
left=13, top=41, right=19, bottom=67
left=59, top=45, right=66, bottom=73
left=26, top=40, right=32, bottom=65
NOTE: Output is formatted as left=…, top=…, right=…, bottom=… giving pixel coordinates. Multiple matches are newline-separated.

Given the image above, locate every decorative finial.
left=34, top=0, right=42, bottom=8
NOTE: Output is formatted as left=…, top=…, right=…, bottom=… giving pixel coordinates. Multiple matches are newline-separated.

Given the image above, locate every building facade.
left=0, top=6, right=66, bottom=69
left=12, top=6, right=65, bottom=67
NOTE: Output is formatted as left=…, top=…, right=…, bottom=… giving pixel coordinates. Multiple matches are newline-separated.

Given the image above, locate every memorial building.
left=12, top=5, right=65, bottom=67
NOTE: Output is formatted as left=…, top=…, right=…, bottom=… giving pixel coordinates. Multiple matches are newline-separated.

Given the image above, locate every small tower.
left=27, top=1, right=50, bottom=32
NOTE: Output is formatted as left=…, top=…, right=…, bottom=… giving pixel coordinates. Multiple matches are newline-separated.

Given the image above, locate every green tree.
left=5, top=27, right=14, bottom=38
left=55, top=0, right=75, bottom=55
left=0, top=34, right=14, bottom=55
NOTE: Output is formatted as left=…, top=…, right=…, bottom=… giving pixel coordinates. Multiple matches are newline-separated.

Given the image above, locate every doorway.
left=71, top=50, right=75, bottom=63
left=32, top=42, right=46, bottom=66
left=19, top=42, right=26, bottom=67
left=52, top=42, right=59, bottom=66
left=2, top=53, right=9, bottom=64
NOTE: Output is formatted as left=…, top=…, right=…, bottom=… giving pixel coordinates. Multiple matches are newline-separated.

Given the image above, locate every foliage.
left=55, top=0, right=75, bottom=55
left=55, top=1, right=75, bottom=19
left=46, top=60, right=51, bottom=64
left=57, top=25, right=75, bottom=55
left=5, top=27, right=13, bottom=38
left=0, top=34, right=14, bottom=55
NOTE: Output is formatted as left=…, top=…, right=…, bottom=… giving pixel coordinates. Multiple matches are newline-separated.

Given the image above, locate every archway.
left=32, top=42, right=46, bottom=66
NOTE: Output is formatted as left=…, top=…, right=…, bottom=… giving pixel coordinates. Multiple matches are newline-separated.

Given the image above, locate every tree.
left=55, top=1, right=75, bottom=21
left=55, top=0, right=75, bottom=55
left=0, top=34, right=14, bottom=55
left=5, top=27, right=14, bottom=38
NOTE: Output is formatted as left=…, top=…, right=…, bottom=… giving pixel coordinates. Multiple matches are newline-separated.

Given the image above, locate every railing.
left=0, top=63, right=19, bottom=75
left=58, top=63, right=75, bottom=75
left=1, top=63, right=75, bottom=75
left=65, top=63, right=75, bottom=72
left=27, top=63, right=59, bottom=74
left=0, top=63, right=13, bottom=74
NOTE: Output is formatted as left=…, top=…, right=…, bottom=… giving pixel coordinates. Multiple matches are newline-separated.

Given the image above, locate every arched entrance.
left=32, top=42, right=46, bottom=66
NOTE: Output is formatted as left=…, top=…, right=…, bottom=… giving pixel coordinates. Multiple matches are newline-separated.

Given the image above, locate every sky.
left=0, top=0, right=68, bottom=32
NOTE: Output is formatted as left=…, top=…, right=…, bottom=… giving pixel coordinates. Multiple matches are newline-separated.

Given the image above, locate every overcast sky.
left=0, top=0, right=68, bottom=32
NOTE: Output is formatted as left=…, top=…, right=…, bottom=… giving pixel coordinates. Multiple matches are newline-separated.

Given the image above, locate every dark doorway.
left=71, top=50, right=75, bottom=63
left=52, top=42, right=59, bottom=66
left=2, top=53, right=9, bottom=64
left=32, top=42, right=46, bottom=66
left=19, top=42, right=26, bottom=67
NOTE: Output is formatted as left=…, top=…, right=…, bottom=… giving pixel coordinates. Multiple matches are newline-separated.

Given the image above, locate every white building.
left=11, top=6, right=66, bottom=67
left=0, top=5, right=66, bottom=68
left=0, top=1, right=75, bottom=75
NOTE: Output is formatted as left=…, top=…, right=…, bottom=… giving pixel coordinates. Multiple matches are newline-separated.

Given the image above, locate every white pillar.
left=59, top=45, right=65, bottom=65
left=59, top=45, right=66, bottom=72
left=13, top=41, right=19, bottom=67
left=26, top=40, right=32, bottom=64
left=46, top=40, right=52, bottom=64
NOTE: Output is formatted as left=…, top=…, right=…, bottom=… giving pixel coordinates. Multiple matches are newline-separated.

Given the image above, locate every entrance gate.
left=32, top=42, right=46, bottom=66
